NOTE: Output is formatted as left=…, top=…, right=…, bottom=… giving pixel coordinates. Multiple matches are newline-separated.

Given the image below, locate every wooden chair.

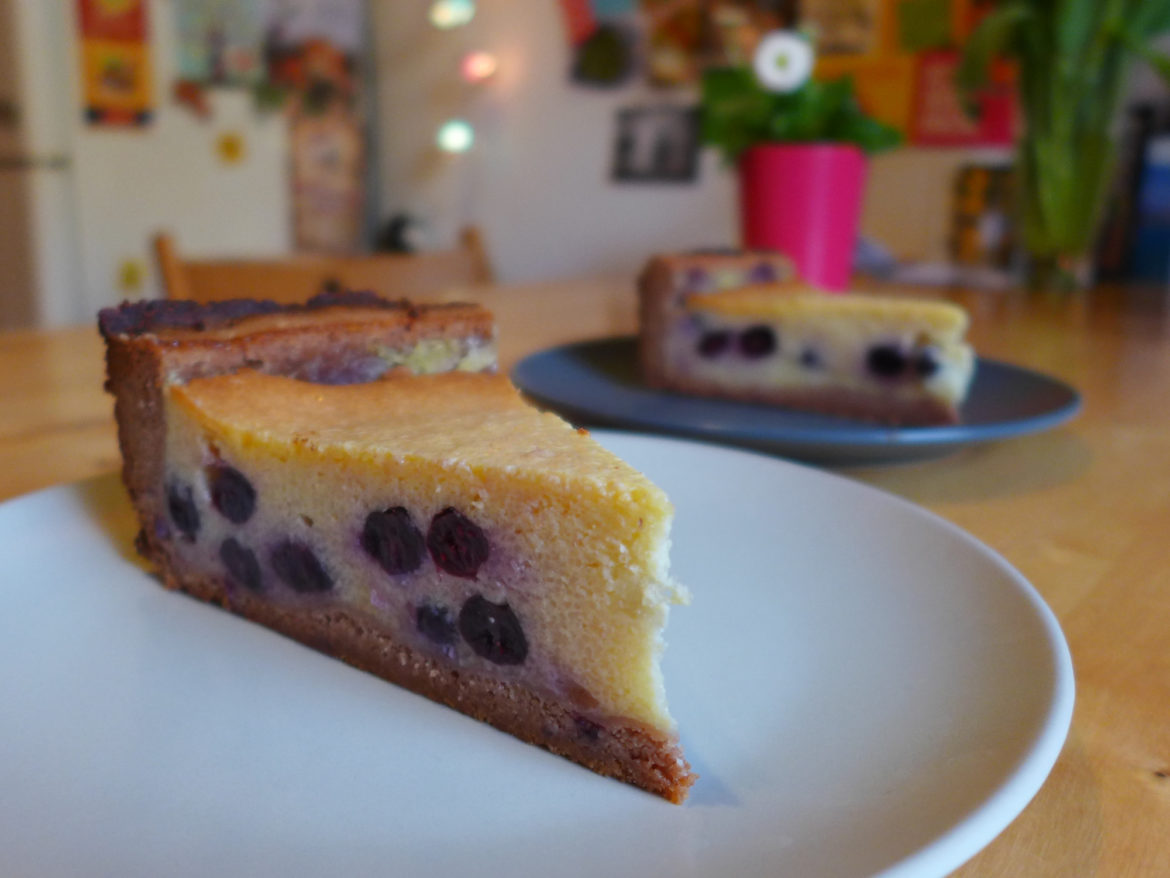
left=153, top=227, right=493, bottom=304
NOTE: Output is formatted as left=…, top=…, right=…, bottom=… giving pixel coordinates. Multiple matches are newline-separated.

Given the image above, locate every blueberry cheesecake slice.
left=639, top=254, right=975, bottom=425
left=100, top=294, right=695, bottom=803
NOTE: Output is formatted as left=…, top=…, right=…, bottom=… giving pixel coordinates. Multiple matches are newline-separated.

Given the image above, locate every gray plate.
left=511, top=337, right=1081, bottom=466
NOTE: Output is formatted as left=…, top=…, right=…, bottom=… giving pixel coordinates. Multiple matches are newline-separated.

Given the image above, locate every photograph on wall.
left=77, top=0, right=154, bottom=126
left=611, top=105, right=701, bottom=183
left=800, top=0, right=883, bottom=55
left=174, top=0, right=267, bottom=85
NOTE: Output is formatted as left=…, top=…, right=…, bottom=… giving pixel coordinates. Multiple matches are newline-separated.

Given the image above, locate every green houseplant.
left=700, top=33, right=901, bottom=288
left=958, top=1, right=1170, bottom=290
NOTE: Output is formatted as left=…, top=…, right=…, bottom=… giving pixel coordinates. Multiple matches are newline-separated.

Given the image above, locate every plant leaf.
left=955, top=2, right=1031, bottom=113
left=1128, top=0, right=1170, bottom=36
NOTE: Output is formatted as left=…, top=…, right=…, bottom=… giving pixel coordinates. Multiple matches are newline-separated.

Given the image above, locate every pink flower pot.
left=738, top=143, right=867, bottom=291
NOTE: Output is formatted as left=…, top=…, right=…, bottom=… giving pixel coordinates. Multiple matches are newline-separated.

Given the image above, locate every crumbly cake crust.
left=158, top=563, right=694, bottom=803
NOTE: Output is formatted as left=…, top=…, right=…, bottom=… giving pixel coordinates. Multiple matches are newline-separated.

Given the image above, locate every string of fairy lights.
left=428, top=0, right=496, bottom=154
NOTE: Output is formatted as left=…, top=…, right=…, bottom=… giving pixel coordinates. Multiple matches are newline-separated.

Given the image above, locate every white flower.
left=752, top=31, right=814, bottom=94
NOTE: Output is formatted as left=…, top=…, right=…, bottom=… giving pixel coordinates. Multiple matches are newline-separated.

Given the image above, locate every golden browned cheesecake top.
left=171, top=370, right=670, bottom=497
left=687, top=285, right=970, bottom=339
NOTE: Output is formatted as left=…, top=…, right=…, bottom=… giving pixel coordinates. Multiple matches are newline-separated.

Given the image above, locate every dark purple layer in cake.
left=98, top=291, right=466, bottom=339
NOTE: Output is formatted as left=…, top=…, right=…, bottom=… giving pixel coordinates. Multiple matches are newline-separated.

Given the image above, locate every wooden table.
left=3, top=278, right=1169, bottom=875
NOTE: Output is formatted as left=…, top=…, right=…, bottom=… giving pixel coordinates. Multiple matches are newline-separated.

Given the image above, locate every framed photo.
left=611, top=105, right=701, bottom=183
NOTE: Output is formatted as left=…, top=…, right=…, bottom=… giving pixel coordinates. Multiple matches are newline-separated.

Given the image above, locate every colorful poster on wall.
left=640, top=0, right=784, bottom=87
left=801, top=0, right=883, bottom=55
left=910, top=49, right=1016, bottom=147
left=77, top=0, right=154, bottom=126
left=174, top=0, right=267, bottom=85
left=269, top=0, right=367, bottom=253
left=290, top=102, right=364, bottom=252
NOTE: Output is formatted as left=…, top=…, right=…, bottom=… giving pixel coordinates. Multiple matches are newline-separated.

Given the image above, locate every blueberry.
left=166, top=481, right=200, bottom=541
left=427, top=508, right=490, bottom=579
left=459, top=595, right=528, bottom=665
left=208, top=465, right=256, bottom=524
left=739, top=325, right=777, bottom=358
left=362, top=507, right=426, bottom=576
left=915, top=349, right=940, bottom=378
left=574, top=715, right=603, bottom=741
left=684, top=267, right=710, bottom=291
left=220, top=538, right=262, bottom=592
left=416, top=602, right=457, bottom=645
left=270, top=540, right=333, bottom=593
left=697, top=330, right=731, bottom=358
left=747, top=261, right=778, bottom=283
left=800, top=348, right=822, bottom=369
left=867, top=344, right=908, bottom=378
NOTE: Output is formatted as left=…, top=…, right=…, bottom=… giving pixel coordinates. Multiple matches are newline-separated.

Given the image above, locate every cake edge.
left=101, top=298, right=697, bottom=804
left=147, top=553, right=697, bottom=803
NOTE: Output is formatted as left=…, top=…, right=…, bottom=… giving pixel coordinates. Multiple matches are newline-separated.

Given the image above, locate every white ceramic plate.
left=0, top=433, right=1073, bottom=878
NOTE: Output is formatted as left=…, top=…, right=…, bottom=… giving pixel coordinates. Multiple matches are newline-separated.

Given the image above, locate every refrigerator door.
left=0, top=0, right=82, bottom=330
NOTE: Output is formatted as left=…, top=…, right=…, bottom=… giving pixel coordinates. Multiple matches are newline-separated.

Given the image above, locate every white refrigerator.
left=0, top=0, right=294, bottom=330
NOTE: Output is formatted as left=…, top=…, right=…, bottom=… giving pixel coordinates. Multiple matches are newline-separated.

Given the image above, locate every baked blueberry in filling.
left=739, top=325, right=777, bottom=358
left=747, top=261, right=778, bottom=283
left=220, top=537, right=262, bottom=592
left=362, top=506, right=426, bottom=576
left=416, top=602, right=458, bottom=645
left=459, top=595, right=528, bottom=665
left=697, top=330, right=732, bottom=358
left=683, top=266, right=710, bottom=291
left=167, top=480, right=200, bottom=541
left=270, top=539, right=334, bottom=593
left=867, top=344, right=908, bottom=378
left=915, top=348, right=940, bottom=378
left=574, top=715, right=604, bottom=741
left=427, top=508, right=490, bottom=579
left=207, top=464, right=256, bottom=524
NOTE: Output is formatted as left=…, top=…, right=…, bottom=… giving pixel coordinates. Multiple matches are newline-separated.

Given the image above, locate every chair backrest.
left=153, top=228, right=493, bottom=304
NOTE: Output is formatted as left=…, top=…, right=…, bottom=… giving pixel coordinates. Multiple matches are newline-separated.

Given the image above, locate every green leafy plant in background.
left=700, top=66, right=903, bottom=164
left=958, top=0, right=1170, bottom=290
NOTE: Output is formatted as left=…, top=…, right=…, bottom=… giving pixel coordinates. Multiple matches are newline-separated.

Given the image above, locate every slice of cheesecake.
left=99, top=293, right=695, bottom=802
left=640, top=254, right=976, bottom=425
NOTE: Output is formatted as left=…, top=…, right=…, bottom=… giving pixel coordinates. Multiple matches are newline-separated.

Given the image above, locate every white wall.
left=372, top=0, right=739, bottom=284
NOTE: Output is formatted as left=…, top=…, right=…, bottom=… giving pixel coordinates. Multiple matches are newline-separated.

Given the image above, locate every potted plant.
left=700, top=32, right=901, bottom=290
left=958, top=1, right=1170, bottom=291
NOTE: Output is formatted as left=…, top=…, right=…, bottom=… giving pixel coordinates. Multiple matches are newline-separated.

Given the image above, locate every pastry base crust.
left=149, top=546, right=696, bottom=803
left=645, top=372, right=959, bottom=426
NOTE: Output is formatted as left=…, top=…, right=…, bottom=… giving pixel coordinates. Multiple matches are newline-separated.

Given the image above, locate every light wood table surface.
left=3, top=278, right=1169, bottom=875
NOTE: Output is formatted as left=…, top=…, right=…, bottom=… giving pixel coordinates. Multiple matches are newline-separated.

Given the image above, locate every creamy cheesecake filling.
left=159, top=370, right=687, bottom=733
left=666, top=309, right=974, bottom=408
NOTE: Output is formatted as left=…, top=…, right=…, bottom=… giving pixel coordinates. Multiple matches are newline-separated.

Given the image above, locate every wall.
left=372, top=0, right=739, bottom=284
left=373, top=1, right=1022, bottom=284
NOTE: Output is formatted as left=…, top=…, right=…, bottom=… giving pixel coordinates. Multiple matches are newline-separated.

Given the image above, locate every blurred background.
left=1, top=0, right=1168, bottom=329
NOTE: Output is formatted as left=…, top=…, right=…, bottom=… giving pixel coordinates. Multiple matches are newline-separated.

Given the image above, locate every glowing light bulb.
left=437, top=119, right=475, bottom=153
left=461, top=51, right=498, bottom=83
left=429, top=0, right=475, bottom=29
